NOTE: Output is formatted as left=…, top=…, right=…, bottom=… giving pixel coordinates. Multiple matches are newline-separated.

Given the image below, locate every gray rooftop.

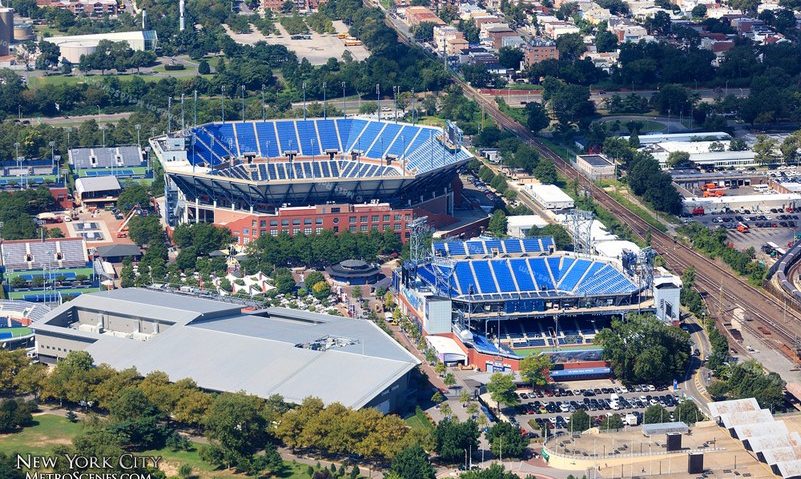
left=69, top=146, right=144, bottom=169
left=94, top=244, right=142, bottom=258
left=75, top=176, right=121, bottom=193
left=578, top=154, right=613, bottom=167
left=34, top=289, right=419, bottom=408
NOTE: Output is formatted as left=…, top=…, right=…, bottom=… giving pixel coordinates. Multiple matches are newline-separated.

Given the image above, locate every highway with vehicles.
left=375, top=4, right=801, bottom=366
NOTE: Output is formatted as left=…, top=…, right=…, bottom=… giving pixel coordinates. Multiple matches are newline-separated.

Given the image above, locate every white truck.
left=625, top=413, right=639, bottom=426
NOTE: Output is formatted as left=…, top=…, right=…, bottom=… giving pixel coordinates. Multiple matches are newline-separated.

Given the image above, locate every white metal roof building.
left=523, top=184, right=575, bottom=210
left=506, top=214, right=548, bottom=238
left=682, top=192, right=801, bottom=214
left=32, top=288, right=419, bottom=412
left=425, top=335, right=468, bottom=364
left=622, top=131, right=731, bottom=145
left=708, top=398, right=801, bottom=478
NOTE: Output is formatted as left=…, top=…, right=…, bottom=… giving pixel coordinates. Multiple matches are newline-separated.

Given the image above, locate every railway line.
left=382, top=8, right=801, bottom=362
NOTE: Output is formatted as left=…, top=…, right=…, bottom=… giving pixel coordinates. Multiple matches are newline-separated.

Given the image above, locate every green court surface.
left=77, top=166, right=149, bottom=177
left=512, top=344, right=603, bottom=356
left=0, top=327, right=32, bottom=337
left=8, top=287, right=101, bottom=300
left=5, top=267, right=94, bottom=280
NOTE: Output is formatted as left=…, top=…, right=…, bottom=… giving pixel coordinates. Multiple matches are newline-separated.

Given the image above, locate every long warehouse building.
left=32, top=288, right=419, bottom=412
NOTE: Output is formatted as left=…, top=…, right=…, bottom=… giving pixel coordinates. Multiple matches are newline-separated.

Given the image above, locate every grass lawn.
left=418, top=116, right=446, bottom=127
left=508, top=83, right=543, bottom=91
left=0, top=415, right=316, bottom=479
left=0, top=414, right=82, bottom=455
left=404, top=409, right=434, bottom=434
left=539, top=138, right=578, bottom=164
left=0, top=327, right=32, bottom=337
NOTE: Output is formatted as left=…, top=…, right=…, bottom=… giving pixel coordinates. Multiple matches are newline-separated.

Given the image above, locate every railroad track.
left=385, top=11, right=801, bottom=361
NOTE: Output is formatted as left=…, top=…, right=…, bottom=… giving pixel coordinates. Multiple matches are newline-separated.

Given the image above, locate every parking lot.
left=507, top=383, right=682, bottom=436
left=688, top=211, right=800, bottom=254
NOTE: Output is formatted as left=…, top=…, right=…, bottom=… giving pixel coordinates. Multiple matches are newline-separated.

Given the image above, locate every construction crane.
left=116, top=205, right=142, bottom=238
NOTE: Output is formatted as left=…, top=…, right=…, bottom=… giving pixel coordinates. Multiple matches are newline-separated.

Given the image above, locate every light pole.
left=241, top=85, right=245, bottom=121
left=302, top=81, right=307, bottom=120
left=323, top=81, right=327, bottom=119
left=342, top=81, right=346, bottom=116
left=261, top=85, right=266, bottom=121
left=221, top=85, right=226, bottom=123
left=135, top=124, right=141, bottom=148
left=101, top=125, right=106, bottom=147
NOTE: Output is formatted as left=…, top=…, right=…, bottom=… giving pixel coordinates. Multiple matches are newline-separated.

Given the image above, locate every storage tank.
left=0, top=8, right=14, bottom=56
left=13, top=23, right=33, bottom=42
left=58, top=41, right=97, bottom=64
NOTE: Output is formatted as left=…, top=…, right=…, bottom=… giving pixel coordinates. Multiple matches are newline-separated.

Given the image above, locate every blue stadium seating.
left=275, top=121, right=299, bottom=152
left=556, top=257, right=575, bottom=278
left=386, top=126, right=420, bottom=156
left=509, top=258, right=535, bottom=290
left=316, top=119, right=340, bottom=151
left=234, top=122, right=259, bottom=155
left=466, top=241, right=486, bottom=256
left=454, top=262, right=478, bottom=295
left=296, top=120, right=321, bottom=156
left=529, top=258, right=554, bottom=290
left=446, top=242, right=466, bottom=256
left=255, top=122, right=280, bottom=157
left=489, top=260, right=516, bottom=292
left=472, top=261, right=497, bottom=294
left=353, top=121, right=384, bottom=153
left=504, top=240, right=523, bottom=254
left=558, top=261, right=590, bottom=291
left=186, top=119, right=469, bottom=174
left=338, top=119, right=368, bottom=151
left=367, top=123, right=402, bottom=158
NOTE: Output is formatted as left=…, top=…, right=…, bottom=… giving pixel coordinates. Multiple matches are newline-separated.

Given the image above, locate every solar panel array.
left=186, top=119, right=470, bottom=175
left=70, top=146, right=143, bottom=169
left=433, top=237, right=555, bottom=258
left=418, top=255, right=638, bottom=298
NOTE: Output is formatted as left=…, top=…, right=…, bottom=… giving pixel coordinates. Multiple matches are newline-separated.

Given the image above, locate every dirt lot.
left=224, top=20, right=370, bottom=65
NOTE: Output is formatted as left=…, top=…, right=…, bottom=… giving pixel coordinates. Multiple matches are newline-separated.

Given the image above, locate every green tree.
left=413, top=22, right=436, bottom=42
left=488, top=210, right=508, bottom=237
left=534, top=158, right=558, bottom=184
left=486, top=421, right=528, bottom=458
left=643, top=404, right=668, bottom=424
left=198, top=60, right=211, bottom=75
left=691, top=4, right=707, bottom=17
left=498, top=47, right=524, bottom=70
left=674, top=400, right=703, bottom=425
left=390, top=445, right=436, bottom=479
left=0, top=399, right=34, bottom=433
left=525, top=102, right=550, bottom=133
left=0, top=452, right=25, bottom=479
left=569, top=409, right=590, bottom=432
left=312, top=281, right=331, bottom=300
left=203, top=392, right=268, bottom=469
left=754, top=135, right=779, bottom=165
left=519, top=353, right=551, bottom=387
left=666, top=151, right=692, bottom=168
left=600, top=414, right=624, bottom=431
left=555, top=33, right=586, bottom=62
left=434, top=418, right=480, bottom=464
left=595, top=313, right=690, bottom=385
left=127, top=216, right=163, bottom=247
left=486, top=373, right=518, bottom=409
left=304, top=271, right=326, bottom=290
left=116, top=183, right=150, bottom=213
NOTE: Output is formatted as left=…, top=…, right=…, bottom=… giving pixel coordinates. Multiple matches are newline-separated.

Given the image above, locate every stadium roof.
left=1, top=238, right=88, bottom=271
left=94, top=244, right=142, bottom=259
left=718, top=409, right=774, bottom=429
left=426, top=335, right=467, bottom=363
left=34, top=289, right=419, bottom=408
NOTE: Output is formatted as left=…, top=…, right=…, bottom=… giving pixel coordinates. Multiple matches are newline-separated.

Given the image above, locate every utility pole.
left=302, top=81, right=307, bottom=120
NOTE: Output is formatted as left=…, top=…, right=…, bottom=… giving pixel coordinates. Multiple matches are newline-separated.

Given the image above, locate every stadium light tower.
left=302, top=81, right=307, bottom=120
left=221, top=85, right=226, bottom=123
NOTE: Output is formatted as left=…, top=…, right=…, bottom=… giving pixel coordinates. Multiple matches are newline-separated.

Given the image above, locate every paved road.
left=18, top=112, right=133, bottom=126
